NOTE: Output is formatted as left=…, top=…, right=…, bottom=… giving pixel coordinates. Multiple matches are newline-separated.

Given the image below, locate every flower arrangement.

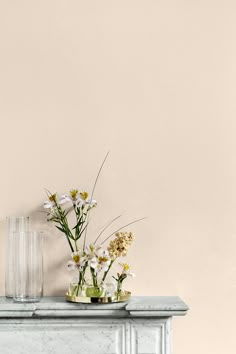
left=43, top=155, right=145, bottom=302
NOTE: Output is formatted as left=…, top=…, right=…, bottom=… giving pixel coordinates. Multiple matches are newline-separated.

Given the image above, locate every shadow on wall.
left=30, top=207, right=71, bottom=296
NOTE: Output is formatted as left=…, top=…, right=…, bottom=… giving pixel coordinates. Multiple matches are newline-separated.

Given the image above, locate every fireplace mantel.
left=0, top=296, right=188, bottom=354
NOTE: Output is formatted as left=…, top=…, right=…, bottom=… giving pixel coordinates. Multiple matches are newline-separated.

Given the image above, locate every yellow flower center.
left=49, top=194, right=56, bottom=202
left=98, top=256, right=108, bottom=264
left=70, top=189, right=78, bottom=200
left=80, top=192, right=88, bottom=201
left=72, top=254, right=80, bottom=263
left=122, top=263, right=130, bottom=271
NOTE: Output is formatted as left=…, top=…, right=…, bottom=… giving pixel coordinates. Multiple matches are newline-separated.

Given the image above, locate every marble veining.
left=0, top=297, right=188, bottom=354
left=0, top=296, right=188, bottom=318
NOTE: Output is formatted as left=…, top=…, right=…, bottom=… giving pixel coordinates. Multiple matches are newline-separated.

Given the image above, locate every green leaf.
left=55, top=226, right=65, bottom=233
left=55, top=226, right=75, bottom=240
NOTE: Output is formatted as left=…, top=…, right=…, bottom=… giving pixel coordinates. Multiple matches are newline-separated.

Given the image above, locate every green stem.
left=64, top=231, right=74, bottom=253
left=75, top=272, right=82, bottom=296
left=100, top=217, right=147, bottom=245
left=83, top=151, right=110, bottom=249
left=102, top=259, right=115, bottom=282
left=46, top=191, right=75, bottom=253
left=116, top=280, right=122, bottom=300
left=74, top=240, right=78, bottom=252
left=90, top=267, right=98, bottom=287
left=56, top=203, right=75, bottom=252
left=94, top=215, right=122, bottom=245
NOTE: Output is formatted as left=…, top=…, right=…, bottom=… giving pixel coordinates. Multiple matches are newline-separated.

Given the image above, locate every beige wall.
left=0, top=1, right=235, bottom=353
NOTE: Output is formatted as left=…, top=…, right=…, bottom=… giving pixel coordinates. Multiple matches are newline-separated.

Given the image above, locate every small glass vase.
left=103, top=282, right=116, bottom=297
left=115, top=281, right=124, bottom=300
left=85, top=285, right=104, bottom=298
left=69, top=282, right=86, bottom=297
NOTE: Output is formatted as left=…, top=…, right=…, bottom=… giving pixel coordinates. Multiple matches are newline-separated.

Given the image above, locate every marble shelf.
left=0, top=296, right=189, bottom=354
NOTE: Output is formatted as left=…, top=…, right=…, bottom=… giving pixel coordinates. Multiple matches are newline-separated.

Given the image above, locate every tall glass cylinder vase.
left=5, top=216, right=29, bottom=298
left=13, top=231, right=43, bottom=303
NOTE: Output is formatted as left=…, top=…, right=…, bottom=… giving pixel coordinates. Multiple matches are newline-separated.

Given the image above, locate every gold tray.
left=65, top=291, right=131, bottom=304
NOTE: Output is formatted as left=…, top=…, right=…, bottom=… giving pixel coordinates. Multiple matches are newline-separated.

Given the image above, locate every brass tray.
left=65, top=291, right=131, bottom=304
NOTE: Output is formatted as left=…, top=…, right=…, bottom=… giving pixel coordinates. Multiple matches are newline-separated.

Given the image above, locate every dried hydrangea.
left=107, top=232, right=134, bottom=260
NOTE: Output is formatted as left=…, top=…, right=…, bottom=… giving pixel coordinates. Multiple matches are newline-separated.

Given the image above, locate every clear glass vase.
left=103, top=282, right=116, bottom=297
left=85, top=285, right=105, bottom=298
left=13, top=231, right=43, bottom=303
left=5, top=216, right=29, bottom=298
left=69, top=282, right=86, bottom=297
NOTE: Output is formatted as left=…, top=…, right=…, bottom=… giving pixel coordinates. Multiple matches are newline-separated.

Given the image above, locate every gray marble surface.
left=0, top=296, right=188, bottom=318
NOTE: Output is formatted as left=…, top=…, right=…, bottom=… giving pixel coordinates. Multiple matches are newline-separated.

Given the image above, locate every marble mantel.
left=0, top=296, right=189, bottom=354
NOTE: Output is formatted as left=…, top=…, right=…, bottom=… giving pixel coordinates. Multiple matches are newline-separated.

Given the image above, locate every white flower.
left=43, top=193, right=57, bottom=209
left=59, top=189, right=79, bottom=205
left=43, top=201, right=54, bottom=209
left=58, top=190, right=97, bottom=209
left=78, top=192, right=97, bottom=208
left=88, top=246, right=111, bottom=273
left=67, top=260, right=78, bottom=271
left=67, top=250, right=86, bottom=272
left=89, top=256, right=110, bottom=273
left=96, top=246, right=110, bottom=259
left=120, top=263, right=135, bottom=278
left=86, top=243, right=101, bottom=260
left=86, top=244, right=96, bottom=259
left=58, top=195, right=72, bottom=205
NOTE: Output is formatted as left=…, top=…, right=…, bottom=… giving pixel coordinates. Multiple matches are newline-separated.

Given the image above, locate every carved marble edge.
left=128, top=310, right=188, bottom=317
left=0, top=296, right=189, bottom=318
left=125, top=296, right=189, bottom=312
left=34, top=310, right=129, bottom=317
